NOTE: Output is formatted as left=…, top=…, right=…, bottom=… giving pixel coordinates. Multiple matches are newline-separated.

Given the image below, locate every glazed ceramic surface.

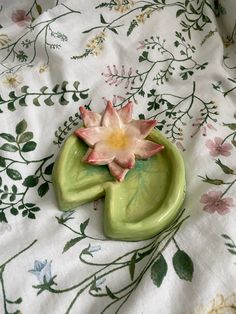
left=52, top=130, right=185, bottom=241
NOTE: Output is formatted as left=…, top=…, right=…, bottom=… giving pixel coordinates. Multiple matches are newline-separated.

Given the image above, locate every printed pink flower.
left=11, top=10, right=31, bottom=27
left=200, top=191, right=234, bottom=215
left=75, top=101, right=164, bottom=181
left=206, top=137, right=233, bottom=157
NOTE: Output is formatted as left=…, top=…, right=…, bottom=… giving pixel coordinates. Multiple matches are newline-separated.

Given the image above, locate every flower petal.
left=74, top=127, right=106, bottom=147
left=102, top=101, right=122, bottom=128
left=85, top=142, right=115, bottom=165
left=214, top=137, right=223, bottom=146
left=108, top=162, right=129, bottom=182
left=127, top=120, right=157, bottom=139
left=205, top=139, right=215, bottom=150
left=82, top=148, right=92, bottom=162
left=118, top=101, right=133, bottom=123
left=115, top=151, right=135, bottom=169
left=79, top=106, right=101, bottom=127
left=134, top=139, right=164, bottom=159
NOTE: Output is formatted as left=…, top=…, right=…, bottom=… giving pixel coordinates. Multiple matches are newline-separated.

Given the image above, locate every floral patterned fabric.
left=0, top=0, right=236, bottom=313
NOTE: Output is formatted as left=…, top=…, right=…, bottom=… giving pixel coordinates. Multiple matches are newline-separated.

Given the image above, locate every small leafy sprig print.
left=176, top=0, right=225, bottom=39
left=31, top=208, right=191, bottom=314
left=0, top=4, right=80, bottom=76
left=102, top=32, right=208, bottom=106
left=0, top=120, right=54, bottom=222
left=53, top=102, right=91, bottom=147
left=0, top=239, right=37, bottom=314
left=0, top=81, right=89, bottom=113
left=140, top=82, right=217, bottom=143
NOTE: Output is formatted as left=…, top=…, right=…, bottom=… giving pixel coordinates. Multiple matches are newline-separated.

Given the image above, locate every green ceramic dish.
left=52, top=130, right=186, bottom=241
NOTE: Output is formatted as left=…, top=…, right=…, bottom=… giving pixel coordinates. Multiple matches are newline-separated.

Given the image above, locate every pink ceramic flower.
left=200, top=191, right=234, bottom=215
left=11, top=10, right=31, bottom=27
left=75, top=101, right=164, bottom=181
left=206, top=137, right=233, bottom=157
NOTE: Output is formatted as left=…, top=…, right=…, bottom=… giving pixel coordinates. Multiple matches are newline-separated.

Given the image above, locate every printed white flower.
left=193, top=293, right=236, bottom=314
left=3, top=73, right=22, bottom=88
left=75, top=101, right=164, bottom=181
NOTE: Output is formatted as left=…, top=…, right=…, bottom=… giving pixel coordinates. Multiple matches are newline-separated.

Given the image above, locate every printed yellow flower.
left=114, top=0, right=134, bottom=13
left=86, top=32, right=106, bottom=56
left=136, top=8, right=158, bottom=24
left=3, top=73, right=22, bottom=88
left=75, top=101, right=164, bottom=181
left=39, top=64, right=49, bottom=73
left=193, top=293, right=236, bottom=314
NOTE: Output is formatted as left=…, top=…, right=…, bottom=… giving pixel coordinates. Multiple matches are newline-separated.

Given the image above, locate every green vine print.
left=0, top=239, right=37, bottom=314
left=0, top=4, right=80, bottom=76
left=53, top=101, right=91, bottom=147
left=30, top=208, right=193, bottom=314
left=102, top=32, right=208, bottom=105
left=213, top=78, right=236, bottom=97
left=0, top=81, right=89, bottom=113
left=71, top=0, right=225, bottom=59
left=0, top=120, right=54, bottom=222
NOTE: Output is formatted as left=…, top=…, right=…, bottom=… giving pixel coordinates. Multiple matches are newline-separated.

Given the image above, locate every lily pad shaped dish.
left=52, top=129, right=186, bottom=241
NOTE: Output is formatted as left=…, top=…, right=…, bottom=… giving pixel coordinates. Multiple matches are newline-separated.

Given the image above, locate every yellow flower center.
left=8, top=77, right=17, bottom=85
left=105, top=129, right=130, bottom=150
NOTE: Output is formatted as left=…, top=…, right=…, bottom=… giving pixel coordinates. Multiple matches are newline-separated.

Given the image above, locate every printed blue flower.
left=29, top=260, right=52, bottom=284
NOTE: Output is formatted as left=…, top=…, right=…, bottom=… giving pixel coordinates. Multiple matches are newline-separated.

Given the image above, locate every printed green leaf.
left=30, top=207, right=40, bottom=212
left=44, top=97, right=54, bottom=106
left=10, top=207, right=18, bottom=215
left=0, top=211, right=7, bottom=222
left=109, top=28, right=118, bottom=34
left=138, top=247, right=154, bottom=260
left=129, top=252, right=137, bottom=281
left=176, top=9, right=185, bottom=17
left=79, top=92, right=88, bottom=99
left=61, top=81, right=68, bottom=91
left=16, top=120, right=27, bottom=134
left=33, top=97, right=40, bottom=106
left=63, top=237, right=84, bottom=253
left=223, top=123, right=236, bottom=130
left=100, top=14, right=107, bottom=24
left=52, top=84, right=60, bottom=93
left=172, top=250, right=194, bottom=281
left=28, top=212, right=36, bottom=219
left=44, top=162, right=54, bottom=175
left=0, top=156, right=6, bottom=167
left=40, top=86, right=48, bottom=93
left=9, top=91, right=16, bottom=99
left=215, top=159, right=234, bottom=174
left=106, top=286, right=118, bottom=299
left=6, top=168, right=22, bottom=180
left=59, top=95, right=69, bottom=106
left=139, top=51, right=149, bottom=62
left=127, top=19, right=138, bottom=36
left=38, top=182, right=49, bottom=197
left=18, top=132, right=33, bottom=143
left=222, top=234, right=231, bottom=240
left=12, top=185, right=17, bottom=193
left=80, top=218, right=89, bottom=234
left=36, top=3, right=42, bottom=14
left=227, top=249, right=236, bottom=255
left=21, top=85, right=29, bottom=93
left=22, top=175, right=39, bottom=187
left=73, top=81, right=80, bottom=90
left=72, top=92, right=79, bottom=102
left=19, top=97, right=27, bottom=106
left=0, top=143, right=18, bottom=152
left=8, top=102, right=16, bottom=111
left=0, top=133, right=15, bottom=142
left=150, top=254, right=168, bottom=287
left=22, top=141, right=37, bottom=152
